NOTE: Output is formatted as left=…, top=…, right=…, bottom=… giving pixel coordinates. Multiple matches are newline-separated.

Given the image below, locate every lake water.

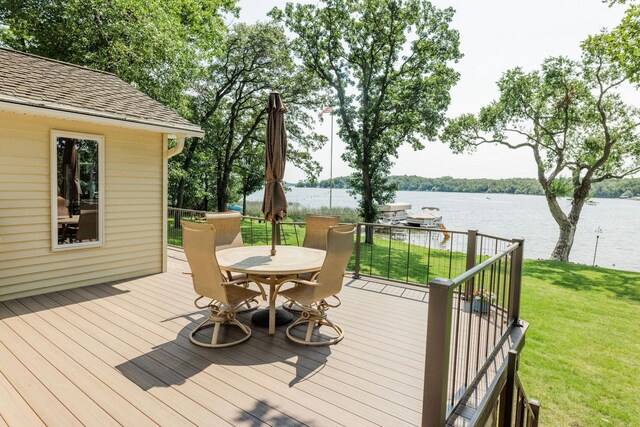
left=248, top=187, right=640, bottom=272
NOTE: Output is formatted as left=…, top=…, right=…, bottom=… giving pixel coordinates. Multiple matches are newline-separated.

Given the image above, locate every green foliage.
left=0, top=0, right=236, bottom=111
left=274, top=0, right=461, bottom=223
left=441, top=46, right=640, bottom=260
left=588, top=3, right=640, bottom=85
left=297, top=175, right=640, bottom=198
left=170, top=21, right=327, bottom=211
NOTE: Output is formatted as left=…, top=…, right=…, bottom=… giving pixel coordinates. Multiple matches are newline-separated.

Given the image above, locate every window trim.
left=50, top=130, right=105, bottom=251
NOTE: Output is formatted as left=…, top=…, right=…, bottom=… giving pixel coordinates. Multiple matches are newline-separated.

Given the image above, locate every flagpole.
left=329, top=111, right=334, bottom=212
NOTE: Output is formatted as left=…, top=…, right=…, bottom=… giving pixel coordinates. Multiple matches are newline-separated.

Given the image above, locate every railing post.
left=465, top=229, right=478, bottom=300
left=353, top=223, right=361, bottom=278
left=422, top=278, right=454, bottom=427
left=500, top=349, right=518, bottom=426
left=529, top=399, right=541, bottom=427
left=509, top=237, right=525, bottom=324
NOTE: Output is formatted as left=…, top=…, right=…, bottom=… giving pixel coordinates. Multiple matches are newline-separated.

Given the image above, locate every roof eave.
left=0, top=96, right=204, bottom=138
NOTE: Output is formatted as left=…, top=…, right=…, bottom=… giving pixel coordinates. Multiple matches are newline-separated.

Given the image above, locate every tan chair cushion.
left=225, top=284, right=262, bottom=306
left=280, top=284, right=316, bottom=307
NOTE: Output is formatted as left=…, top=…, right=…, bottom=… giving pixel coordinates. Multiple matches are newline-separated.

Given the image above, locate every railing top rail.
left=169, top=207, right=207, bottom=214
left=241, top=216, right=356, bottom=227
left=449, top=241, right=520, bottom=287
left=475, top=231, right=517, bottom=243
left=241, top=216, right=306, bottom=225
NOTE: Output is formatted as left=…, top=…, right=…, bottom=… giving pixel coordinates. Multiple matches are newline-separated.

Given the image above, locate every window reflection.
left=56, top=137, right=100, bottom=245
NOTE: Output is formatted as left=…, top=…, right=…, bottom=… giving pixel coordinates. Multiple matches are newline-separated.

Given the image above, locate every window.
left=51, top=131, right=104, bottom=250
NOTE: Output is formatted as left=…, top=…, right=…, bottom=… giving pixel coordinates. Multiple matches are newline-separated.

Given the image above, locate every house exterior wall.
left=0, top=111, right=165, bottom=301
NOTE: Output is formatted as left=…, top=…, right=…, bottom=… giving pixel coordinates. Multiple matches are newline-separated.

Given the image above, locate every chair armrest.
left=273, top=277, right=320, bottom=299
left=222, top=277, right=267, bottom=301
left=285, top=278, right=321, bottom=287
left=221, top=277, right=251, bottom=286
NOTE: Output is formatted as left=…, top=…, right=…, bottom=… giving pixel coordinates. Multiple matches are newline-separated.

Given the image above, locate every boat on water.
left=406, top=206, right=442, bottom=228
left=378, top=203, right=411, bottom=224
left=378, top=203, right=449, bottom=237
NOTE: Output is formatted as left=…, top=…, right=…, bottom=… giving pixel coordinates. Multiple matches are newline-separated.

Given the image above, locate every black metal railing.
left=353, top=222, right=470, bottom=284
left=473, top=350, right=540, bottom=426
left=422, top=238, right=524, bottom=426
left=169, top=208, right=521, bottom=290
left=167, top=207, right=206, bottom=246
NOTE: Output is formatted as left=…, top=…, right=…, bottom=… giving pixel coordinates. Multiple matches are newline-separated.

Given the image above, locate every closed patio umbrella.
left=252, top=91, right=293, bottom=328
left=262, top=91, right=288, bottom=256
left=61, top=138, right=81, bottom=210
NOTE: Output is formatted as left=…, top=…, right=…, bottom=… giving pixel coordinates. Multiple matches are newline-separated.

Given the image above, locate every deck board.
left=0, top=369, right=45, bottom=426
left=0, top=247, right=524, bottom=426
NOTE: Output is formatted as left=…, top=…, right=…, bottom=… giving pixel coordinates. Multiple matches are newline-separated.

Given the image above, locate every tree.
left=171, top=22, right=326, bottom=211
left=594, top=2, right=640, bottom=85
left=442, top=44, right=640, bottom=261
left=0, top=0, right=235, bottom=110
left=273, top=0, right=461, bottom=239
left=236, top=143, right=265, bottom=214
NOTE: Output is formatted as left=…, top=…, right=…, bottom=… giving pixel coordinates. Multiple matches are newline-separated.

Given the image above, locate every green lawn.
left=520, top=260, right=640, bottom=426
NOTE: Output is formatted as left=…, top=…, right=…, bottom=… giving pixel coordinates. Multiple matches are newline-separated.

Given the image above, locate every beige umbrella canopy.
left=262, top=92, right=288, bottom=255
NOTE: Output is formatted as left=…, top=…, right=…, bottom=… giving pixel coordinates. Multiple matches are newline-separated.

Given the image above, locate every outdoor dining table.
left=57, top=215, right=80, bottom=243
left=216, top=245, right=326, bottom=335
left=57, top=215, right=79, bottom=225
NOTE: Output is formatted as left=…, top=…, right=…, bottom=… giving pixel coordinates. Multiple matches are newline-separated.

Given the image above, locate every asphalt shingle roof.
left=0, top=48, right=202, bottom=134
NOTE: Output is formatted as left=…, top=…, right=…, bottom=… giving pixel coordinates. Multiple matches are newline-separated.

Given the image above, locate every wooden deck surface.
left=0, top=248, right=522, bottom=426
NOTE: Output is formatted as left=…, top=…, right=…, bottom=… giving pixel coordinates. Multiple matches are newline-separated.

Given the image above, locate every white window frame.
left=50, top=130, right=105, bottom=251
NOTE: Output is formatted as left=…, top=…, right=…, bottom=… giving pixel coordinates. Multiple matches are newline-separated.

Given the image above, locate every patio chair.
left=57, top=196, right=69, bottom=217
left=283, top=214, right=340, bottom=312
left=280, top=224, right=356, bottom=346
left=205, top=211, right=246, bottom=282
left=302, top=214, right=340, bottom=250
left=181, top=220, right=265, bottom=348
left=76, top=201, right=98, bottom=242
left=205, top=211, right=244, bottom=250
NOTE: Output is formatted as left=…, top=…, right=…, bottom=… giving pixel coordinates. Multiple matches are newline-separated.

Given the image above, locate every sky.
left=233, top=0, right=628, bottom=183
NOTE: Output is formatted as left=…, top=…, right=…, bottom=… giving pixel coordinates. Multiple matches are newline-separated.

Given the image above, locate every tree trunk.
left=216, top=182, right=228, bottom=212
left=176, top=178, right=186, bottom=209
left=175, top=139, right=198, bottom=209
left=551, top=221, right=576, bottom=261
left=216, top=167, right=231, bottom=212
left=547, top=189, right=589, bottom=262
left=362, top=172, right=376, bottom=244
left=242, top=191, right=247, bottom=216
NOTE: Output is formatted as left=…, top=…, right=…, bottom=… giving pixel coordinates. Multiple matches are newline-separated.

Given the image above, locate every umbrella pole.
left=271, top=219, right=277, bottom=256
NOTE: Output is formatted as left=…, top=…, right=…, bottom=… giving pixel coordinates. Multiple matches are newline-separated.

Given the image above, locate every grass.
left=242, top=200, right=362, bottom=223
left=520, top=261, right=640, bottom=426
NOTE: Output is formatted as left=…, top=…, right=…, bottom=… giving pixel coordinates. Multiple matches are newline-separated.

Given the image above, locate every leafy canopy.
left=442, top=43, right=640, bottom=260
left=0, top=0, right=236, bottom=109
left=273, top=0, right=461, bottom=221
left=170, top=21, right=327, bottom=210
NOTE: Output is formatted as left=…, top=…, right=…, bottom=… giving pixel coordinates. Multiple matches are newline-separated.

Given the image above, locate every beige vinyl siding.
left=0, top=111, right=164, bottom=301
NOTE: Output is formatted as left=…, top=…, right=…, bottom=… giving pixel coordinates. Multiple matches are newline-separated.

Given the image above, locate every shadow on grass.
left=523, top=260, right=640, bottom=302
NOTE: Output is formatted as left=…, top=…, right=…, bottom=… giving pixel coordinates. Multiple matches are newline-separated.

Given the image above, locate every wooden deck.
left=0, top=248, right=523, bottom=426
